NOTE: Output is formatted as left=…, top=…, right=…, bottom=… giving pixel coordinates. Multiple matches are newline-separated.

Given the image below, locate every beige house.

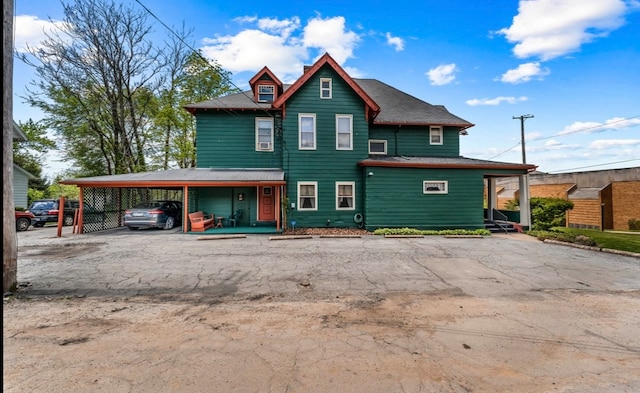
left=492, top=167, right=640, bottom=231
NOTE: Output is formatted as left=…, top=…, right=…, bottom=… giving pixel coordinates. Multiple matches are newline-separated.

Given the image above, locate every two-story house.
left=63, top=52, right=535, bottom=233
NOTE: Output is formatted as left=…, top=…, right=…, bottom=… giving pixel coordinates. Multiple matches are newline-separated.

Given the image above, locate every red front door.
left=259, top=187, right=276, bottom=221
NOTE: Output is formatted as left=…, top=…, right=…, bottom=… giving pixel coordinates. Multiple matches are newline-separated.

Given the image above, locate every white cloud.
left=466, top=96, right=528, bottom=106
left=588, top=139, right=640, bottom=149
left=385, top=32, right=404, bottom=51
left=426, top=63, right=457, bottom=86
left=499, top=62, right=550, bottom=84
left=497, top=0, right=629, bottom=60
left=558, top=117, right=640, bottom=135
left=14, top=15, right=67, bottom=52
left=200, top=15, right=360, bottom=80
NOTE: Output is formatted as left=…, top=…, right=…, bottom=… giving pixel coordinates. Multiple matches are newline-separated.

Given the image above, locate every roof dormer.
left=249, top=66, right=283, bottom=104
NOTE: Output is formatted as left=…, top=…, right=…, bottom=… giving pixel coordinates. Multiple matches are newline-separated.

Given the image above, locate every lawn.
left=555, top=228, right=640, bottom=254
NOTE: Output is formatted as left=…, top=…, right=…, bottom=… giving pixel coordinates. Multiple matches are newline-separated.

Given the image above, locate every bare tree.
left=18, top=0, right=191, bottom=175
left=3, top=0, right=17, bottom=292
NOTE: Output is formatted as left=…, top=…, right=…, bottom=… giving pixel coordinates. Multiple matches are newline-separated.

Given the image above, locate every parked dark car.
left=123, top=200, right=182, bottom=230
left=26, top=199, right=80, bottom=227
left=15, top=211, right=36, bottom=231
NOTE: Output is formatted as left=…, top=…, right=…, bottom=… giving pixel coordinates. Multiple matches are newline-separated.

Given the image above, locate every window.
left=263, top=187, right=272, bottom=196
left=299, top=114, right=316, bottom=149
left=255, top=118, right=274, bottom=151
left=336, top=182, right=355, bottom=210
left=430, top=126, right=443, bottom=145
left=368, top=140, right=387, bottom=155
left=298, top=182, right=317, bottom=210
left=336, top=115, right=353, bottom=150
left=320, top=78, right=332, bottom=99
left=258, top=85, right=275, bottom=102
left=423, top=180, right=448, bottom=194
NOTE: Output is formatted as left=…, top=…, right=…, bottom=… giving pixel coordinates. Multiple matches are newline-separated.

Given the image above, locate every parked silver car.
left=123, top=200, right=182, bottom=230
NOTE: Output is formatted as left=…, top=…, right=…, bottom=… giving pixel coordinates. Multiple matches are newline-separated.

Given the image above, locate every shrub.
left=527, top=230, right=596, bottom=247
left=530, top=197, right=574, bottom=231
left=373, top=228, right=491, bottom=236
left=629, top=219, right=640, bottom=230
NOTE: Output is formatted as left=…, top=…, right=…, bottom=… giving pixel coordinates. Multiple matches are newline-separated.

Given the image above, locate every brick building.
left=491, top=167, right=639, bottom=231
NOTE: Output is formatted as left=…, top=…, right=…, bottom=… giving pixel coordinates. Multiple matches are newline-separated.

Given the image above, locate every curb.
left=543, top=239, right=640, bottom=258
left=197, top=234, right=247, bottom=241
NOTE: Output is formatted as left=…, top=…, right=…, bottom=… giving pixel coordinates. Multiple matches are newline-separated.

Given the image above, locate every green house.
left=63, top=53, right=535, bottom=233
left=183, top=53, right=535, bottom=231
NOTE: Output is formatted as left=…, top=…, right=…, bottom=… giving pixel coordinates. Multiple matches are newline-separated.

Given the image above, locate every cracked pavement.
left=4, top=226, right=640, bottom=392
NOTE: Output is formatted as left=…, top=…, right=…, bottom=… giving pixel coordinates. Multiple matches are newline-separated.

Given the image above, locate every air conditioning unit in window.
left=258, top=142, right=272, bottom=150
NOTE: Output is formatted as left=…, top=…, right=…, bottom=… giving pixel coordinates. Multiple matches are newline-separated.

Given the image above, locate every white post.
left=487, top=178, right=497, bottom=220
left=519, top=174, right=531, bottom=229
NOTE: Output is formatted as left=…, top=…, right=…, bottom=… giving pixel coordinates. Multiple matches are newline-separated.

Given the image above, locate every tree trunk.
left=3, top=0, right=17, bottom=293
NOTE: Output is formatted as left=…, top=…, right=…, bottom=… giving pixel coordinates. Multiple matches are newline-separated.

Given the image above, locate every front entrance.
left=258, top=186, right=276, bottom=221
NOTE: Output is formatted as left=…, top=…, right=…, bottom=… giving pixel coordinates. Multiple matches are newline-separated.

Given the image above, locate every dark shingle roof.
left=354, top=79, right=472, bottom=127
left=184, top=78, right=473, bottom=129
left=360, top=156, right=535, bottom=171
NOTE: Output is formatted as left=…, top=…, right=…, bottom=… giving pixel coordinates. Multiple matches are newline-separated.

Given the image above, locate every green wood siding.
left=369, top=125, right=460, bottom=157
left=282, top=66, right=368, bottom=228
left=195, top=111, right=282, bottom=169
left=363, top=167, right=486, bottom=230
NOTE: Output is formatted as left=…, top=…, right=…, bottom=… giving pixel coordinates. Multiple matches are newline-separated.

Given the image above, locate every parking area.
left=4, top=226, right=640, bottom=392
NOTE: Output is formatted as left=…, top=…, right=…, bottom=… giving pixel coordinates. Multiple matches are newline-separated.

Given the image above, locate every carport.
left=60, top=168, right=286, bottom=234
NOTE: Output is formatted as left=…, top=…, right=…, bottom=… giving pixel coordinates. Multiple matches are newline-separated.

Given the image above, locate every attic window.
left=258, top=85, right=275, bottom=102
left=320, top=78, right=332, bottom=99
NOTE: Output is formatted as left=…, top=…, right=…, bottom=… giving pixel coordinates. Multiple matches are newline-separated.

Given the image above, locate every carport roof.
left=60, top=168, right=286, bottom=188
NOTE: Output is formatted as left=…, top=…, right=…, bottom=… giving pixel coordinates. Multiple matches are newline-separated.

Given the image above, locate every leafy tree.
left=13, top=119, right=55, bottom=193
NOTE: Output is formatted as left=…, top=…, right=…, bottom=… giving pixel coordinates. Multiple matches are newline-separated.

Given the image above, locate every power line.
left=547, top=158, right=640, bottom=174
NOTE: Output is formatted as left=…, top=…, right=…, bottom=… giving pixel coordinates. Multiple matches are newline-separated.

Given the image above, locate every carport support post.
left=487, top=177, right=497, bottom=221
left=519, top=174, right=531, bottom=230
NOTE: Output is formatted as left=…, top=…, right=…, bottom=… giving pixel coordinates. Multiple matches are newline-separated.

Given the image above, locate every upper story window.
left=336, top=182, right=355, bottom=210
left=423, top=180, right=448, bottom=194
left=368, top=140, right=387, bottom=155
left=320, top=78, right=332, bottom=99
left=336, top=115, right=353, bottom=150
left=258, top=85, right=275, bottom=102
left=430, top=126, right=443, bottom=145
left=255, top=117, right=274, bottom=151
left=298, top=182, right=318, bottom=210
left=299, top=114, right=316, bottom=150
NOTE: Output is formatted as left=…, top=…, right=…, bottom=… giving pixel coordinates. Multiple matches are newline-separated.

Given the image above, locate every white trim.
left=423, top=180, right=448, bottom=194
left=336, top=181, right=355, bottom=210
left=430, top=126, right=443, bottom=145
left=298, top=113, right=316, bottom=150
left=336, top=114, right=353, bottom=150
left=298, top=181, right=318, bottom=211
left=255, top=117, right=274, bottom=152
left=368, top=139, right=387, bottom=155
left=320, top=78, right=332, bottom=99
left=257, top=84, right=275, bottom=102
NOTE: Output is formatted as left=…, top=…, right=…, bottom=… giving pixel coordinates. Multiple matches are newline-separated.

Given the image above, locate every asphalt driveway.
left=4, top=226, right=640, bottom=393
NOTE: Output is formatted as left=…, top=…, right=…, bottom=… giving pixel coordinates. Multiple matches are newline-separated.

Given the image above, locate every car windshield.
left=30, top=201, right=56, bottom=210
left=133, top=201, right=164, bottom=209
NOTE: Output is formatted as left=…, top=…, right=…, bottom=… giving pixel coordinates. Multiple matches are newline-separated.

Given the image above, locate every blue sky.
left=13, top=0, right=640, bottom=177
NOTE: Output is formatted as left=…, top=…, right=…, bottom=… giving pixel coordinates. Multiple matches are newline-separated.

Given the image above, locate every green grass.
left=553, top=228, right=640, bottom=254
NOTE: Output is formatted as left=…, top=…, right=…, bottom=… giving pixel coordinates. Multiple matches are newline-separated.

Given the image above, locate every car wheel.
left=34, top=222, right=45, bottom=227
left=63, top=215, right=75, bottom=226
left=164, top=216, right=175, bottom=230
left=16, top=218, right=30, bottom=232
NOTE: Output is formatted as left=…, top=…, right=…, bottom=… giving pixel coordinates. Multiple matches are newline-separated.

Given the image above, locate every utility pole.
left=513, top=114, right=534, bottom=164
left=512, top=114, right=534, bottom=230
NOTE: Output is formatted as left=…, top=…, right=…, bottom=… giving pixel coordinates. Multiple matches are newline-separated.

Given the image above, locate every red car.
left=15, top=211, right=36, bottom=232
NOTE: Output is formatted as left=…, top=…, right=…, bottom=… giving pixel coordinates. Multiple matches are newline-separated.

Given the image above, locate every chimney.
left=303, top=65, right=312, bottom=73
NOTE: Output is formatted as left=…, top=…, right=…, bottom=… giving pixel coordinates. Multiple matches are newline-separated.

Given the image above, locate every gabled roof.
left=354, top=79, right=473, bottom=129
left=249, top=66, right=283, bottom=89
left=272, top=52, right=380, bottom=120
left=13, top=120, right=28, bottom=141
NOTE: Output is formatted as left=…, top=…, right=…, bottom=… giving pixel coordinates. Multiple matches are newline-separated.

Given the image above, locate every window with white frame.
left=423, top=180, right=448, bottom=194
left=368, top=140, right=387, bottom=155
left=336, top=182, right=355, bottom=210
left=258, top=85, right=275, bottom=102
left=299, top=114, right=316, bottom=149
left=430, top=126, right=443, bottom=145
left=298, top=182, right=318, bottom=210
left=320, top=78, right=332, bottom=99
left=255, top=118, right=274, bottom=151
left=336, top=115, right=353, bottom=150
